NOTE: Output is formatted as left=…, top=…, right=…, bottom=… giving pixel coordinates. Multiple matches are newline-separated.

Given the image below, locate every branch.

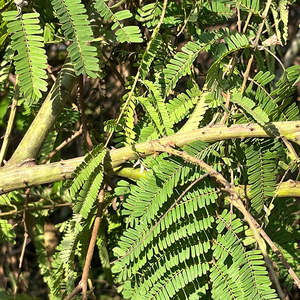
left=2, top=121, right=300, bottom=193
left=64, top=189, right=105, bottom=300
left=104, top=0, right=168, bottom=148
left=77, top=75, right=93, bottom=152
left=0, top=82, right=19, bottom=166
left=41, top=126, right=83, bottom=164
left=241, top=0, right=272, bottom=93
left=6, top=60, right=77, bottom=166
left=150, top=141, right=285, bottom=299
left=0, top=157, right=82, bottom=194
left=234, top=179, right=300, bottom=199
left=248, top=212, right=300, bottom=289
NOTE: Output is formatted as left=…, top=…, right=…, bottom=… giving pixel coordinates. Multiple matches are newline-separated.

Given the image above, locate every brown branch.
left=248, top=214, right=300, bottom=289
left=241, top=0, right=273, bottom=94
left=64, top=188, right=105, bottom=300
left=15, top=188, right=31, bottom=295
left=253, top=0, right=273, bottom=47
left=18, top=189, right=30, bottom=270
left=231, top=185, right=300, bottom=288
left=47, top=65, right=57, bottom=83
left=220, top=90, right=230, bottom=125
left=150, top=141, right=285, bottom=299
left=42, top=126, right=83, bottom=164
left=0, top=202, right=72, bottom=217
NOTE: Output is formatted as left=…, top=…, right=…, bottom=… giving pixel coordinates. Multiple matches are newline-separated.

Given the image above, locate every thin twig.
left=47, top=65, right=57, bottom=82
left=241, top=54, right=254, bottom=94
left=243, top=12, right=252, bottom=33
left=77, top=75, right=93, bottom=152
left=253, top=0, right=273, bottom=47
left=176, top=3, right=194, bottom=36
left=0, top=81, right=19, bottom=166
left=258, top=45, right=286, bottom=72
left=248, top=214, right=300, bottom=289
left=18, top=189, right=30, bottom=270
left=220, top=91, right=230, bottom=125
left=281, top=136, right=299, bottom=162
left=237, top=8, right=241, bottom=33
left=229, top=168, right=234, bottom=225
left=0, top=203, right=72, bottom=217
left=104, top=0, right=168, bottom=148
left=15, top=188, right=31, bottom=295
left=64, top=188, right=105, bottom=300
left=42, top=126, right=83, bottom=164
left=208, top=112, right=221, bottom=127
left=262, top=136, right=300, bottom=227
left=241, top=0, right=273, bottom=94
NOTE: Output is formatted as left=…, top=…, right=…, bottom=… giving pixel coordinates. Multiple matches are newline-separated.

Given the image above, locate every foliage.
left=2, top=11, right=48, bottom=105
left=0, top=0, right=300, bottom=299
left=50, top=0, right=100, bottom=78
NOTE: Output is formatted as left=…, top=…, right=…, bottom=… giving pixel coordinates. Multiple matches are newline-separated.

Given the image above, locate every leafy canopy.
left=0, top=0, right=300, bottom=299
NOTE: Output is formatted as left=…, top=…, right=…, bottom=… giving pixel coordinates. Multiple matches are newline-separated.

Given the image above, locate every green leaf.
left=158, top=32, right=216, bottom=97
left=51, top=0, right=99, bottom=78
left=2, top=12, right=48, bottom=105
left=95, top=0, right=143, bottom=43
left=232, top=93, right=269, bottom=125
left=0, top=218, right=16, bottom=244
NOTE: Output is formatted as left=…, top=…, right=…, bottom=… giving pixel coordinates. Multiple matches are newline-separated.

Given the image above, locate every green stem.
left=6, top=61, right=77, bottom=166
left=242, top=0, right=273, bottom=94
left=104, top=0, right=168, bottom=147
left=253, top=0, right=273, bottom=47
left=2, top=121, right=300, bottom=194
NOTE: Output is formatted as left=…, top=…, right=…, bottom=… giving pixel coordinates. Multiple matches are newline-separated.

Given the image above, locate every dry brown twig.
left=64, top=188, right=105, bottom=300
left=150, top=140, right=289, bottom=299
left=14, top=187, right=30, bottom=296
left=42, top=125, right=83, bottom=164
